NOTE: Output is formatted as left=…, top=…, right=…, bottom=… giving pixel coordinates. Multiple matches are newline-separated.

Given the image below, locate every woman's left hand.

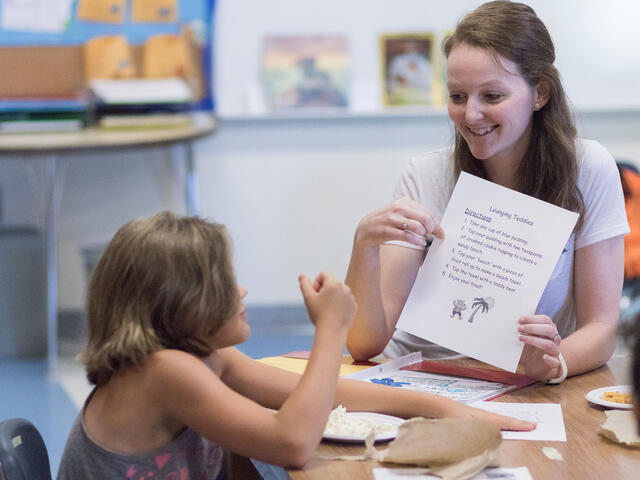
left=517, top=315, right=562, bottom=380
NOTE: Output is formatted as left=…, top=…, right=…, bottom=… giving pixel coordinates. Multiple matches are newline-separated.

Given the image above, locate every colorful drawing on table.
left=397, top=172, right=579, bottom=372
left=367, top=371, right=516, bottom=404
left=370, top=378, right=410, bottom=387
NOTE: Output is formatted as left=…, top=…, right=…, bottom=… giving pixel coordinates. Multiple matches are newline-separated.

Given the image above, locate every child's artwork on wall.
left=77, top=0, right=126, bottom=23
left=262, top=35, right=349, bottom=112
left=132, top=0, right=178, bottom=23
left=380, top=33, right=437, bottom=107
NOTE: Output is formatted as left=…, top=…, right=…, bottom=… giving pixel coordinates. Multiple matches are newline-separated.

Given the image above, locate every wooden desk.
left=0, top=113, right=216, bottom=375
left=252, top=355, right=639, bottom=480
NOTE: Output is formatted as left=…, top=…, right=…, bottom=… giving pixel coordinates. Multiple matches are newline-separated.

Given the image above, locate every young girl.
left=57, top=212, right=532, bottom=479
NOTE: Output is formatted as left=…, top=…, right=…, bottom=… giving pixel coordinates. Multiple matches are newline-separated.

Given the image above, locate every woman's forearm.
left=345, top=243, right=391, bottom=360
left=561, top=320, right=618, bottom=376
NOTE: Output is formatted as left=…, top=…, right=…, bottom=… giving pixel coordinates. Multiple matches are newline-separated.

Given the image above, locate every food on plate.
left=602, top=391, right=632, bottom=404
left=324, top=405, right=396, bottom=437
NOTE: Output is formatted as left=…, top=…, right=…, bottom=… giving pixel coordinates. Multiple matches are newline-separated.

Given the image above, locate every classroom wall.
left=2, top=0, right=640, bottom=312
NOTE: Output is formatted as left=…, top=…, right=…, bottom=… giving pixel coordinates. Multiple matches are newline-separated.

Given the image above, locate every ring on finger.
left=402, top=221, right=408, bottom=230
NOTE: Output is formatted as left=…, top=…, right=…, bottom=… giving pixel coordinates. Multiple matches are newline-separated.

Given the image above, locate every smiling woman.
left=446, top=44, right=540, bottom=179
left=345, top=1, right=629, bottom=384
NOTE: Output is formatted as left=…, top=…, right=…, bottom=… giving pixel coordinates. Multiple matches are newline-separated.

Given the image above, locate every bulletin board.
left=0, top=0, right=215, bottom=110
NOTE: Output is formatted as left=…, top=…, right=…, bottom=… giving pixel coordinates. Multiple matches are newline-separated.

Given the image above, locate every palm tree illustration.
left=467, top=296, right=495, bottom=323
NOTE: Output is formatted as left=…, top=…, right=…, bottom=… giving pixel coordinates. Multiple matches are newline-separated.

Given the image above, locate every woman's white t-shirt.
left=384, top=138, right=630, bottom=359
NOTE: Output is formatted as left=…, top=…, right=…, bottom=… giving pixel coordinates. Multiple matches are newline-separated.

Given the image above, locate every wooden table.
left=0, top=113, right=216, bottom=375
left=251, top=355, right=639, bottom=479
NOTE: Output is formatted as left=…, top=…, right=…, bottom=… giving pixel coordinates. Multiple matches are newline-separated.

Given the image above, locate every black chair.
left=0, top=418, right=52, bottom=480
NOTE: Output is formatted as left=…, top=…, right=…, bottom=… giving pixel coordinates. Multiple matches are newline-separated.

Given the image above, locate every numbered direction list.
left=397, top=172, right=578, bottom=371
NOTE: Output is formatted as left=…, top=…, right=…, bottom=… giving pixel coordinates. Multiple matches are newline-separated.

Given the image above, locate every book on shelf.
left=88, top=78, right=194, bottom=106
left=0, top=119, right=83, bottom=133
left=87, top=78, right=198, bottom=129
left=98, top=113, right=193, bottom=129
left=0, top=97, right=87, bottom=133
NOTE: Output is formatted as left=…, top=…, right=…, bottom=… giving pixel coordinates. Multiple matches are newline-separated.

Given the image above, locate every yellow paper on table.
left=143, top=34, right=195, bottom=79
left=258, top=356, right=371, bottom=377
left=132, top=0, right=178, bottom=23
left=84, top=35, right=136, bottom=80
left=77, top=0, right=125, bottom=23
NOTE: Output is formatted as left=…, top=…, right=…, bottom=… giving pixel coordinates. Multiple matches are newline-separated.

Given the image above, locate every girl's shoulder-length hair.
left=81, top=211, right=238, bottom=386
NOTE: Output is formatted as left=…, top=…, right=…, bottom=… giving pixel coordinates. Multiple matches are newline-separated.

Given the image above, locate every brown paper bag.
left=323, top=417, right=502, bottom=480
left=77, top=0, right=125, bottom=23
left=380, top=417, right=502, bottom=466
left=132, top=0, right=177, bottom=23
left=84, top=35, right=137, bottom=80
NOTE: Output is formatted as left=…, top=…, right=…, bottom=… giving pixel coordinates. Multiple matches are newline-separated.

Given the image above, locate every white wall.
left=198, top=115, right=453, bottom=304
left=214, top=0, right=640, bottom=116
left=2, top=0, right=640, bottom=310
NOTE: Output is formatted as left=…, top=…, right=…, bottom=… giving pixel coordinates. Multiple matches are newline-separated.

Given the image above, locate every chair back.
left=0, top=418, right=52, bottom=480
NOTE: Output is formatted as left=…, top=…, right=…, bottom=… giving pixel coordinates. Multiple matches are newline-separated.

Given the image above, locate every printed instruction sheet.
left=397, top=172, right=578, bottom=371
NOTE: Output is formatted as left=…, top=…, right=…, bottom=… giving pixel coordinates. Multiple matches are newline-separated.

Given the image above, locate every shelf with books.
left=219, top=106, right=449, bottom=124
left=219, top=104, right=640, bottom=125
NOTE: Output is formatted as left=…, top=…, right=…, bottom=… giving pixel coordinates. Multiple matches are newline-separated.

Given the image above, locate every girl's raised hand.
left=354, top=197, right=445, bottom=250
left=299, top=272, right=357, bottom=331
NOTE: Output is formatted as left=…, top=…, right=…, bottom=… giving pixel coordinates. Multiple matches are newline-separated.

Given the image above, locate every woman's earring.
left=534, top=102, right=540, bottom=110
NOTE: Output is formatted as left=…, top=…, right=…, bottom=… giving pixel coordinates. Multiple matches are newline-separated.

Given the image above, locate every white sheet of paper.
left=1, top=0, right=73, bottom=33
left=470, top=401, right=566, bottom=441
left=397, top=172, right=578, bottom=371
left=373, top=466, right=533, bottom=480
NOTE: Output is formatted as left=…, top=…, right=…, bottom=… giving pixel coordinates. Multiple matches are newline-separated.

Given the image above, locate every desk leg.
left=32, top=155, right=69, bottom=378
left=184, top=142, right=199, bottom=217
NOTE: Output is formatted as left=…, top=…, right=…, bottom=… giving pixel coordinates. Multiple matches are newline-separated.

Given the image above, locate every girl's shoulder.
left=145, top=349, right=219, bottom=380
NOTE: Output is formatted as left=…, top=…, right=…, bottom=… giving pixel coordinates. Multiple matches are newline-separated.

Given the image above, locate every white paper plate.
left=585, top=385, right=633, bottom=410
left=323, top=412, right=404, bottom=443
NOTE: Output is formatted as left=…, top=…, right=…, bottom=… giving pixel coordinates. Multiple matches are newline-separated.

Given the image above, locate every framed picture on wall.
left=262, top=35, right=349, bottom=112
left=380, top=32, right=438, bottom=107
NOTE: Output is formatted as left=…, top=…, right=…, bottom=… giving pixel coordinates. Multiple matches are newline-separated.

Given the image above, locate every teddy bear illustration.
left=450, top=299, right=467, bottom=319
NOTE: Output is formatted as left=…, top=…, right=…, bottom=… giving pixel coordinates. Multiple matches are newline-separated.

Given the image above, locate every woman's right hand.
left=299, top=271, right=357, bottom=332
left=354, top=197, right=445, bottom=251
